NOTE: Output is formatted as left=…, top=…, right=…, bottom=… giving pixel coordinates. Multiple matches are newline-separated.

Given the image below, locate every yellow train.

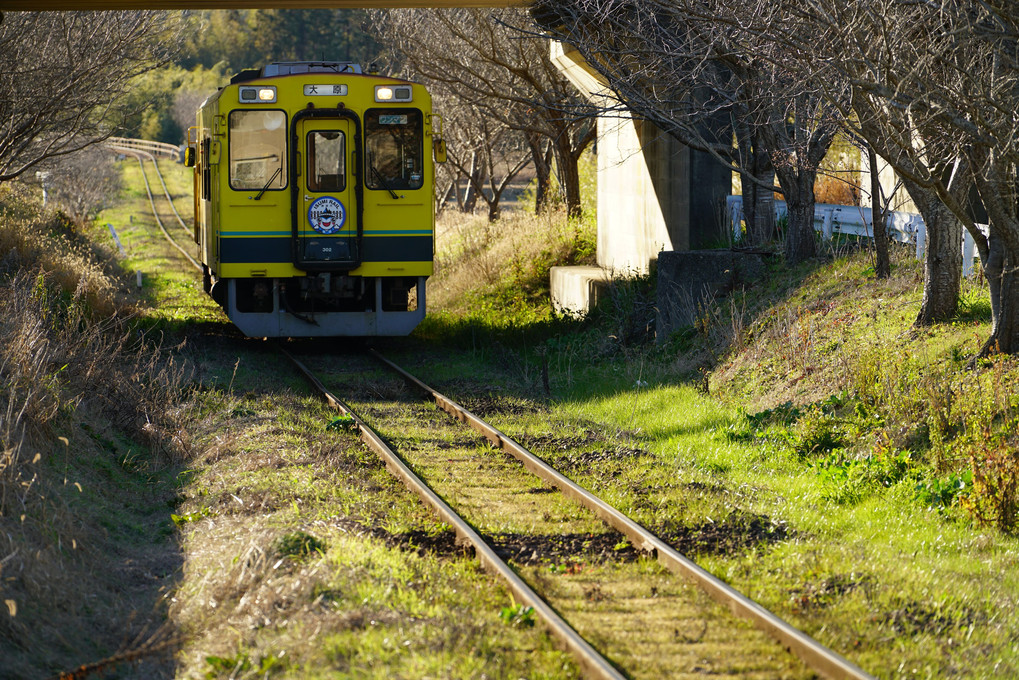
left=185, top=61, right=443, bottom=337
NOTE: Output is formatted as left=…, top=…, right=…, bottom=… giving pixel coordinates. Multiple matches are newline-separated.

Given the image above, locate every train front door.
left=293, top=116, right=358, bottom=269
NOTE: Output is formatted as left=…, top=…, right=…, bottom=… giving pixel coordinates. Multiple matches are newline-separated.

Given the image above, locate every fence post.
left=822, top=208, right=834, bottom=241
left=914, top=218, right=927, bottom=260
left=962, top=228, right=975, bottom=278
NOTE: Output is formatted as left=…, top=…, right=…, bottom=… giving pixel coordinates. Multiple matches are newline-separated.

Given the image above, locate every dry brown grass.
left=0, top=183, right=197, bottom=677
left=431, top=206, right=595, bottom=314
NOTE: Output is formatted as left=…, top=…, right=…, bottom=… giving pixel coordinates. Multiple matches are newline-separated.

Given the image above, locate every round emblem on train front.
left=308, top=196, right=346, bottom=235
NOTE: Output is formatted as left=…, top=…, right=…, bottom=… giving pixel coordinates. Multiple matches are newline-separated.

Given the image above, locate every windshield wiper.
left=371, top=166, right=400, bottom=200
left=254, top=165, right=283, bottom=200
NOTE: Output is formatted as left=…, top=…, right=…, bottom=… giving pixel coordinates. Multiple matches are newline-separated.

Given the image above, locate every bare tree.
left=43, top=147, right=123, bottom=225
left=437, top=96, right=532, bottom=221
left=0, top=11, right=179, bottom=183
left=369, top=8, right=595, bottom=217
left=763, top=0, right=1019, bottom=340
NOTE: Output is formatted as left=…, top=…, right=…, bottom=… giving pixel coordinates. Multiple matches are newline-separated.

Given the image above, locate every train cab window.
left=228, top=110, right=287, bottom=191
left=307, top=130, right=346, bottom=193
left=365, top=109, right=423, bottom=191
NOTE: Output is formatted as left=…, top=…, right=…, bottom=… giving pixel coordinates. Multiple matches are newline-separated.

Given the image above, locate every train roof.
left=230, top=61, right=363, bottom=84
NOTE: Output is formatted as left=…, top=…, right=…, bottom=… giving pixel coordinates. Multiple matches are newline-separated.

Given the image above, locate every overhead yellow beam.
left=0, top=1, right=521, bottom=8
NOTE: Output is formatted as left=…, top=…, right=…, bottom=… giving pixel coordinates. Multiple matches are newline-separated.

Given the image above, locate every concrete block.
left=656, top=250, right=767, bottom=342
left=551, top=265, right=612, bottom=317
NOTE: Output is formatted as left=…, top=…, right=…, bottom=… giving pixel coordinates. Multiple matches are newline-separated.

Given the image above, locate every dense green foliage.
left=124, top=10, right=382, bottom=144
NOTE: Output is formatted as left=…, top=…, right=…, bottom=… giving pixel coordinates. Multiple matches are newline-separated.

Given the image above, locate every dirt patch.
left=560, top=446, right=650, bottom=472
left=518, top=431, right=601, bottom=451
left=656, top=511, right=790, bottom=557
left=330, top=517, right=466, bottom=558
left=788, top=573, right=873, bottom=611
left=878, top=601, right=984, bottom=636
left=684, top=481, right=728, bottom=494
left=486, top=531, right=641, bottom=565
left=516, top=431, right=650, bottom=472
left=454, top=393, right=547, bottom=417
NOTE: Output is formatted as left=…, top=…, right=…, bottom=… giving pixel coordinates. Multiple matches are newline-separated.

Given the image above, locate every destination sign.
left=303, top=84, right=348, bottom=97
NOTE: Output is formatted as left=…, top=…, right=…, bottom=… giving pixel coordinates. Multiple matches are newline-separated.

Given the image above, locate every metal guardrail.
left=106, top=136, right=180, bottom=160
left=727, top=196, right=987, bottom=277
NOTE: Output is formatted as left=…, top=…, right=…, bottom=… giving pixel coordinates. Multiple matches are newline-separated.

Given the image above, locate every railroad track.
left=108, top=142, right=201, bottom=272
left=279, top=344, right=875, bottom=680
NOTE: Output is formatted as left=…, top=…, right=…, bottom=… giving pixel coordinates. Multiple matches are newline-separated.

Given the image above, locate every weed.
left=915, top=470, right=972, bottom=510
left=499, top=603, right=536, bottom=627
left=598, top=270, right=657, bottom=348
left=814, top=448, right=914, bottom=505
left=171, top=507, right=212, bottom=527
left=327, top=415, right=357, bottom=431
left=786, top=406, right=848, bottom=459
left=273, top=530, right=327, bottom=559
left=204, top=652, right=250, bottom=677
left=958, top=427, right=1019, bottom=533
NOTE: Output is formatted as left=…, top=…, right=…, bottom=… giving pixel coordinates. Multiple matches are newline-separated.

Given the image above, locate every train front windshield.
left=228, top=110, right=287, bottom=191
left=365, top=109, right=424, bottom=191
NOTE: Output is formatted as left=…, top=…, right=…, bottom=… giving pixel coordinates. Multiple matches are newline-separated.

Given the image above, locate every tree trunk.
left=462, top=151, right=482, bottom=214
left=735, top=125, right=775, bottom=246
left=972, top=153, right=1019, bottom=355
left=868, top=147, right=891, bottom=279
left=981, top=236, right=1019, bottom=354
left=902, top=178, right=962, bottom=325
left=527, top=133, right=552, bottom=214
left=784, top=191, right=817, bottom=265
left=776, top=162, right=817, bottom=265
left=555, top=136, right=582, bottom=218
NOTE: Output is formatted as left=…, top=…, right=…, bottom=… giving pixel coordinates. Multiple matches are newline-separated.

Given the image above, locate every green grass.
left=94, top=158, right=224, bottom=329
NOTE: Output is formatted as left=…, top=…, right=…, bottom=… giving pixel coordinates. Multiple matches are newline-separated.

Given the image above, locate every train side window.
left=201, top=137, right=211, bottom=201
left=228, top=110, right=287, bottom=191
left=307, top=130, right=346, bottom=193
left=365, top=109, right=423, bottom=191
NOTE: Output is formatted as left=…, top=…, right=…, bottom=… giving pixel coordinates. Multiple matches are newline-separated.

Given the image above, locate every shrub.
left=959, top=428, right=1019, bottom=534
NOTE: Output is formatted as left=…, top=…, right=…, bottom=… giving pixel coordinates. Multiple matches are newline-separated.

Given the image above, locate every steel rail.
left=118, top=148, right=202, bottom=273
left=277, top=345, right=626, bottom=680
left=110, top=143, right=191, bottom=236
left=370, top=348, right=876, bottom=680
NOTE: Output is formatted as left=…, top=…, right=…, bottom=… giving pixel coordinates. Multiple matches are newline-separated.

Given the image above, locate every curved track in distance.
left=111, top=143, right=201, bottom=273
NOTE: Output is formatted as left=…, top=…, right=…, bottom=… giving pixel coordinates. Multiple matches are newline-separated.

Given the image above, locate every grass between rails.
left=172, top=354, right=579, bottom=679
left=321, top=360, right=813, bottom=679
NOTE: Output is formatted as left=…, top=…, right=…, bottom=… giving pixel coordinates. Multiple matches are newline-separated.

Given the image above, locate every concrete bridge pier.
left=549, top=42, right=731, bottom=322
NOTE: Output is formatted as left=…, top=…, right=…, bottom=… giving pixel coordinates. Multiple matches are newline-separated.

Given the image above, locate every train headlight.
left=375, top=85, right=413, bottom=103
left=238, top=86, right=277, bottom=103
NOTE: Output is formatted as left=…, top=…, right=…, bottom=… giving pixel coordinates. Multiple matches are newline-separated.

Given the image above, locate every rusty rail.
left=278, top=345, right=627, bottom=680
left=370, top=348, right=876, bottom=680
